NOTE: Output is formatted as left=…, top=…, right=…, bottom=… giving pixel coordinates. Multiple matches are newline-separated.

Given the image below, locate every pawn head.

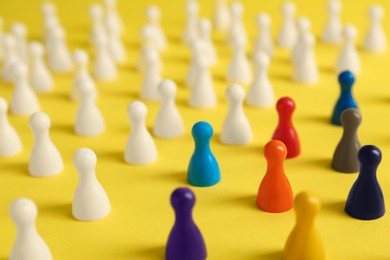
left=230, top=2, right=243, bottom=16
left=11, top=22, right=27, bottom=37
left=103, top=0, right=116, bottom=8
left=358, top=145, right=382, bottom=168
left=41, top=2, right=56, bottom=15
left=89, top=4, right=103, bottom=18
left=199, top=19, right=212, bottom=33
left=226, top=84, right=245, bottom=102
left=369, top=4, right=384, bottom=19
left=282, top=2, right=296, bottom=14
left=302, top=33, right=315, bottom=46
left=77, top=78, right=95, bottom=96
left=2, top=35, right=16, bottom=48
left=10, top=198, right=38, bottom=225
left=73, top=49, right=89, bottom=65
left=146, top=5, right=160, bottom=20
left=73, top=148, right=97, bottom=172
left=29, top=112, right=51, bottom=131
left=171, top=187, right=196, bottom=210
left=328, top=0, right=341, bottom=12
left=344, top=24, right=357, bottom=38
left=338, top=70, right=355, bottom=90
left=264, top=140, right=287, bottom=161
left=276, top=96, right=296, bottom=114
left=127, top=101, right=147, bottom=120
left=0, top=97, right=8, bottom=113
left=256, top=13, right=270, bottom=26
left=341, top=108, right=361, bottom=128
left=192, top=121, right=213, bottom=141
left=11, top=62, right=28, bottom=79
left=140, top=25, right=154, bottom=39
left=158, top=80, right=177, bottom=98
left=253, top=51, right=270, bottom=67
left=294, top=191, right=321, bottom=216
left=297, top=16, right=311, bottom=32
left=29, top=41, right=44, bottom=56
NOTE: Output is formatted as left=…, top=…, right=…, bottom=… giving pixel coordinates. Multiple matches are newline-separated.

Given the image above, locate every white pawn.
left=0, top=97, right=22, bottom=157
left=183, top=0, right=199, bottom=43
left=153, top=80, right=184, bottom=138
left=254, top=13, right=274, bottom=57
left=103, top=0, right=124, bottom=34
left=186, top=39, right=203, bottom=87
left=28, top=112, right=63, bottom=177
left=72, top=148, right=111, bottom=221
left=10, top=198, right=52, bottom=260
left=141, top=48, right=161, bottom=100
left=247, top=51, right=274, bottom=107
left=227, top=39, right=252, bottom=85
left=41, top=2, right=59, bottom=32
left=107, top=15, right=126, bottom=63
left=0, top=17, right=4, bottom=60
left=199, top=19, right=217, bottom=65
left=2, top=35, right=19, bottom=81
left=11, top=23, right=28, bottom=63
left=125, top=101, right=157, bottom=164
left=336, top=25, right=360, bottom=74
left=146, top=5, right=167, bottom=51
left=294, top=34, right=318, bottom=83
left=47, top=26, right=73, bottom=73
left=137, top=26, right=159, bottom=72
left=213, top=0, right=230, bottom=32
left=93, top=32, right=117, bottom=81
left=277, top=2, right=298, bottom=47
left=75, top=79, right=105, bottom=136
left=29, top=42, right=53, bottom=93
left=89, top=4, right=106, bottom=47
left=322, top=0, right=342, bottom=44
left=221, top=84, right=252, bottom=145
left=228, top=2, right=247, bottom=46
left=292, top=17, right=311, bottom=62
left=11, top=63, right=40, bottom=116
left=364, top=5, right=387, bottom=53
left=71, top=49, right=96, bottom=102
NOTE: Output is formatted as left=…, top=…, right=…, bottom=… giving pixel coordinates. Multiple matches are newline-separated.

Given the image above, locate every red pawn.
left=272, top=97, right=300, bottom=158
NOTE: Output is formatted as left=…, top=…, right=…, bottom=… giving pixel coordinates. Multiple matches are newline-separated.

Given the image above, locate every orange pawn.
left=256, top=140, right=293, bottom=213
left=283, top=192, right=325, bottom=260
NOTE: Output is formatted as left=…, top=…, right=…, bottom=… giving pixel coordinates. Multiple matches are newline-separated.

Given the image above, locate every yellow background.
left=0, top=0, right=390, bottom=259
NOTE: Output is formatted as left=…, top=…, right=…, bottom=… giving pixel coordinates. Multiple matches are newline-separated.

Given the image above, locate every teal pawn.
left=187, top=121, right=221, bottom=187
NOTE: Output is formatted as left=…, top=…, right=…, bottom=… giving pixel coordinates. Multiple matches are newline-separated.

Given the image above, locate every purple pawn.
left=166, top=187, right=207, bottom=260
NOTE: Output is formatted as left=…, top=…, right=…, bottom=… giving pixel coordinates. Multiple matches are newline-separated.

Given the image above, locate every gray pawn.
left=331, top=108, right=361, bottom=173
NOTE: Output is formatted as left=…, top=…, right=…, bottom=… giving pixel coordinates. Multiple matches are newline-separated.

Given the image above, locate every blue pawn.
left=166, top=187, right=207, bottom=260
left=331, top=71, right=359, bottom=126
left=187, top=121, right=221, bottom=187
left=345, top=145, right=385, bottom=220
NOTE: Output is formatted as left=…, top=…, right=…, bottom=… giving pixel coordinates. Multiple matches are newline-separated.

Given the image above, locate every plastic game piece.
left=41, top=2, right=59, bottom=32
left=89, top=3, right=105, bottom=47
left=331, top=70, right=359, bottom=126
left=11, top=62, right=40, bottom=116
left=11, top=22, right=28, bottom=63
left=183, top=0, right=199, bottom=43
left=29, top=41, right=53, bottom=93
left=1, top=35, right=18, bottom=81
left=0, top=17, right=3, bottom=60
left=199, top=19, right=217, bottom=65
left=187, top=39, right=204, bottom=87
left=146, top=5, right=167, bottom=51
left=345, top=145, right=385, bottom=220
left=227, top=2, right=247, bottom=46
left=10, top=198, right=53, bottom=260
left=283, top=192, right=325, bottom=260
left=106, top=15, right=126, bottom=64
left=213, top=0, right=230, bottom=32
left=336, top=24, right=360, bottom=75
left=293, top=33, right=318, bottom=84
left=29, top=112, right=63, bottom=177
left=71, top=49, right=96, bottom=102
left=322, top=0, right=342, bottom=44
left=331, top=108, right=361, bottom=173
left=292, top=16, right=311, bottom=62
left=138, top=25, right=160, bottom=72
left=254, top=13, right=273, bottom=56
left=141, top=47, right=161, bottom=101
left=0, top=97, right=22, bottom=157
left=153, top=80, right=184, bottom=139
left=166, top=187, right=207, bottom=260
left=220, top=84, right=252, bottom=145
left=272, top=97, right=300, bottom=158
left=72, top=148, right=111, bottom=221
left=256, top=140, right=293, bottom=213
left=103, top=0, right=124, bottom=34
left=364, top=5, right=387, bottom=53
left=188, top=121, right=221, bottom=187
left=93, top=29, right=117, bottom=81
left=46, top=25, right=73, bottom=73
left=125, top=101, right=158, bottom=164
left=277, top=2, right=297, bottom=48
left=226, top=37, right=252, bottom=85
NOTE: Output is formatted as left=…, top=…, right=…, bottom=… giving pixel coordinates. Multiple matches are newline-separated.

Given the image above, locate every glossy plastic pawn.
left=0, top=98, right=22, bottom=157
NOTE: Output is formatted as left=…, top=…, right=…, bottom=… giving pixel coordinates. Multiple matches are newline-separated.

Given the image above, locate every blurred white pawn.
left=29, top=42, right=53, bottom=93
left=153, top=80, right=184, bottom=139
left=254, top=13, right=273, bottom=57
left=137, top=26, right=159, bottom=72
left=364, top=5, right=387, bottom=53
left=294, top=34, right=318, bottom=83
left=228, top=2, right=247, bottom=46
left=221, top=84, right=252, bottom=145
left=89, top=4, right=106, bottom=47
left=0, top=97, right=22, bottom=157
left=292, top=17, right=311, bottom=62
left=47, top=25, right=73, bottom=73
left=183, top=0, right=199, bottom=43
left=213, top=0, right=230, bottom=32
left=71, top=49, right=96, bottom=102
left=11, top=63, right=40, bottom=116
left=2, top=35, right=19, bottom=81
left=75, top=79, right=104, bottom=136
left=186, top=39, right=204, bottom=87
left=146, top=5, right=167, bottom=51
left=0, top=18, right=4, bottom=60
left=41, top=2, right=59, bottom=32
left=72, top=148, right=111, bottom=221
left=103, top=0, right=124, bottom=34
left=29, top=112, right=63, bottom=177
left=227, top=39, right=252, bottom=85
left=277, top=2, right=297, bottom=47
left=125, top=101, right=157, bottom=164
left=93, top=32, right=117, bottom=81
left=199, top=19, right=217, bottom=65
left=336, top=25, right=360, bottom=74
left=10, top=198, right=52, bottom=260
left=141, top=48, right=161, bottom=101
left=107, top=16, right=126, bottom=63
left=11, top=23, right=28, bottom=63
left=322, top=0, right=342, bottom=44
left=247, top=51, right=274, bottom=107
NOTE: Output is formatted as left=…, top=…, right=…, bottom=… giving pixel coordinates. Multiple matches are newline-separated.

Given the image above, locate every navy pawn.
left=166, top=187, right=207, bottom=260
left=187, top=121, right=221, bottom=187
left=331, top=71, right=359, bottom=126
left=345, top=145, right=385, bottom=220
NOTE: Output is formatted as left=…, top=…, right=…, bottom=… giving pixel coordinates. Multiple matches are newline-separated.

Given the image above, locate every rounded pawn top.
left=256, top=13, right=270, bottom=26
left=282, top=2, right=296, bottom=14
left=344, top=24, right=357, bottom=38
left=226, top=83, right=245, bottom=102
left=369, top=4, right=384, bottom=19
left=73, top=49, right=89, bottom=65
left=29, top=41, right=45, bottom=57
left=328, top=0, right=341, bottom=11
left=73, top=148, right=97, bottom=172
left=127, top=101, right=147, bottom=120
left=77, top=78, right=95, bottom=96
left=341, top=108, right=361, bottom=127
left=159, top=79, right=177, bottom=98
left=0, top=97, right=8, bottom=113
left=230, top=2, right=243, bottom=15
left=171, top=187, right=196, bottom=210
left=140, top=25, right=154, bottom=39
left=302, top=33, right=315, bottom=46
left=11, top=62, right=28, bottom=78
left=103, top=0, right=116, bottom=8
left=41, top=2, right=56, bottom=15
left=29, top=112, right=51, bottom=131
left=2, top=34, right=16, bottom=48
left=11, top=22, right=27, bottom=37
left=10, top=198, right=38, bottom=224
left=199, top=19, right=212, bottom=33
left=89, top=4, right=103, bottom=19
left=276, top=96, right=296, bottom=114
left=294, top=191, right=321, bottom=216
left=338, top=70, right=355, bottom=89
left=144, top=47, right=159, bottom=62
left=264, top=140, right=287, bottom=161
left=192, top=121, right=213, bottom=141
left=358, top=145, right=382, bottom=168
left=253, top=51, right=270, bottom=67
left=297, top=16, right=311, bottom=31
left=185, top=0, right=199, bottom=13
left=146, top=5, right=160, bottom=20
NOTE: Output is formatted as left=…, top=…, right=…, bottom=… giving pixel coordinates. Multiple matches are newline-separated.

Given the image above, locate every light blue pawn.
left=187, top=121, right=221, bottom=187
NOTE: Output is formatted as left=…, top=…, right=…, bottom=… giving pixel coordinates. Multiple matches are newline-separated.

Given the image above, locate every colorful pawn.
left=283, top=192, right=325, bottom=260
left=345, top=145, right=385, bottom=220
left=331, top=71, right=358, bottom=126
left=166, top=187, right=207, bottom=260
left=256, top=140, right=293, bottom=213
left=187, top=121, right=221, bottom=187
left=272, top=97, right=300, bottom=158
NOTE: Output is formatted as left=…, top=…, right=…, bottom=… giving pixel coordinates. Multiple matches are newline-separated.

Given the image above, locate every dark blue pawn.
left=166, top=187, right=207, bottom=260
left=331, top=71, right=359, bottom=126
left=345, top=145, right=385, bottom=220
left=187, top=121, right=221, bottom=187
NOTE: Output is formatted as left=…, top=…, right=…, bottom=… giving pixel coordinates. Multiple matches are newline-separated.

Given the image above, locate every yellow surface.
left=0, top=0, right=390, bottom=259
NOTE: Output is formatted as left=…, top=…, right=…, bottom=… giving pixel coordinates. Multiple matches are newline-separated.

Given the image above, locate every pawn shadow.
left=132, top=245, right=165, bottom=260
left=99, top=150, right=124, bottom=164
left=42, top=202, right=74, bottom=221
left=322, top=200, right=349, bottom=219
left=258, top=249, right=283, bottom=260
left=51, top=123, right=74, bottom=135
left=226, top=194, right=259, bottom=212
